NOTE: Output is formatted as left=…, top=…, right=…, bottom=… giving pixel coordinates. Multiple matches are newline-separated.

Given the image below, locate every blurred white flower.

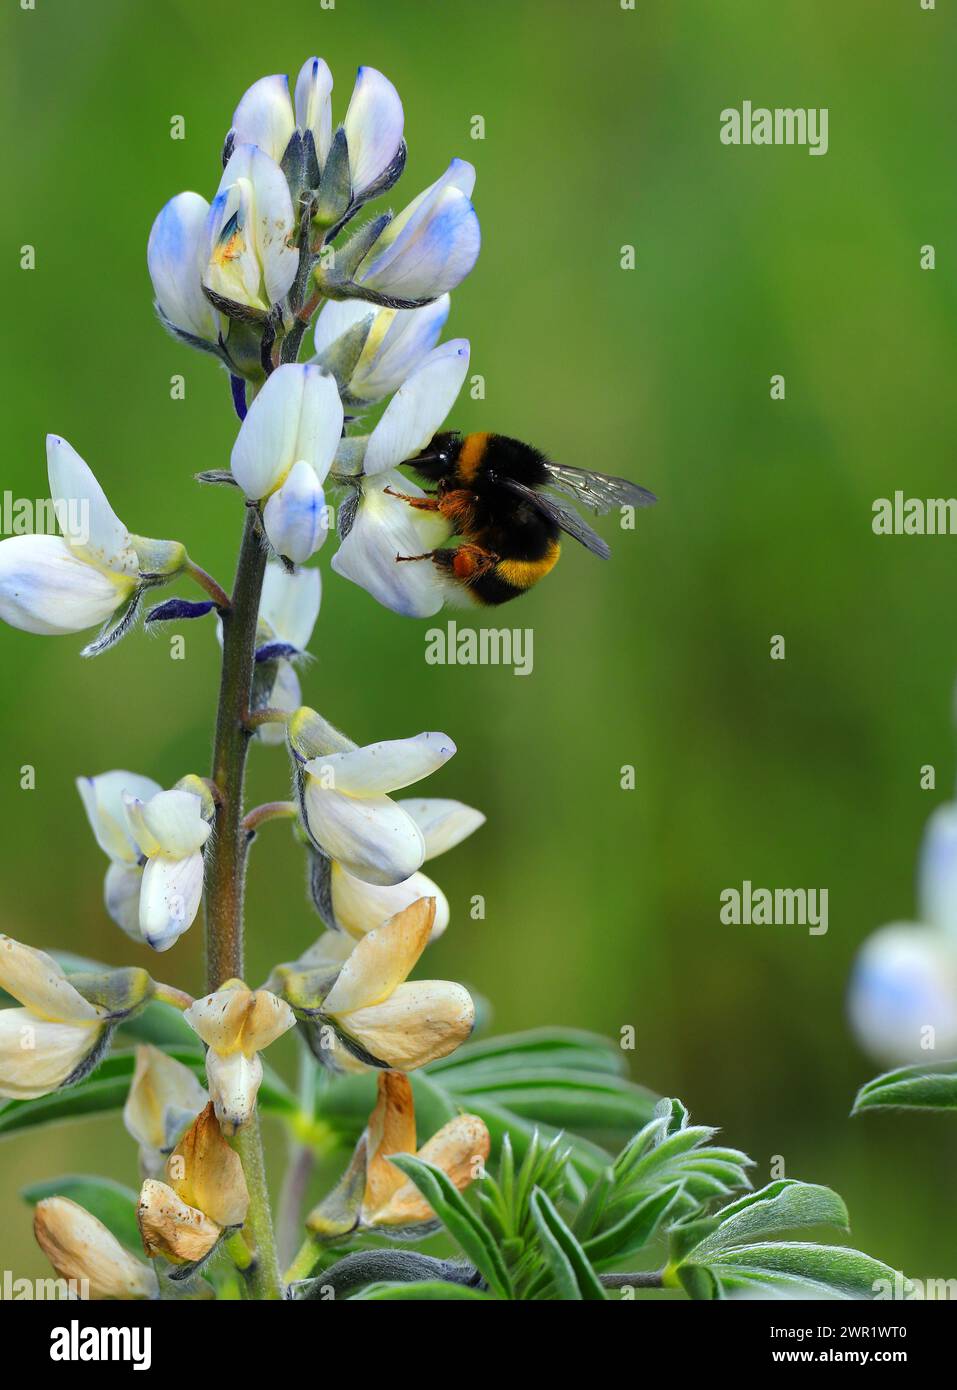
left=230, top=363, right=342, bottom=563
left=848, top=923, right=957, bottom=1064
left=313, top=296, right=450, bottom=406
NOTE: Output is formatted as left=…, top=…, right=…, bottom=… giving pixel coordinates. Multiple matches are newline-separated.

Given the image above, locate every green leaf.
left=676, top=1242, right=910, bottom=1301
left=22, top=1174, right=141, bottom=1252
left=853, top=1059, right=957, bottom=1114
left=351, top=1281, right=491, bottom=1301
left=584, top=1182, right=684, bottom=1266
left=388, top=1154, right=513, bottom=1300
left=678, top=1181, right=849, bottom=1262
left=0, top=1047, right=297, bottom=1139
left=529, top=1187, right=606, bottom=1300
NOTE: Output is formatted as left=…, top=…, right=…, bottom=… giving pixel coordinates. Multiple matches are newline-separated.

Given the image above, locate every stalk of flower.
left=34, top=1197, right=157, bottom=1300
left=137, top=1102, right=249, bottom=1266
left=184, top=981, right=296, bottom=1135
left=310, top=797, right=485, bottom=941
left=78, top=772, right=215, bottom=950
left=0, top=936, right=153, bottom=1099
left=270, top=896, right=474, bottom=1072
left=330, top=339, right=471, bottom=617
left=307, top=1070, right=489, bottom=1240
left=229, top=363, right=342, bottom=564
left=0, top=435, right=191, bottom=655
left=287, top=704, right=458, bottom=886
left=124, top=1044, right=208, bottom=1179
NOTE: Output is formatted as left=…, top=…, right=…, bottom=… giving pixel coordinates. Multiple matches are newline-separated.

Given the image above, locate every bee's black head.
left=410, top=431, right=461, bottom=481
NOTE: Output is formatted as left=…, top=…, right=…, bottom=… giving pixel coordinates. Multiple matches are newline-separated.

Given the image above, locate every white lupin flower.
left=77, top=769, right=163, bottom=939
left=353, top=159, right=479, bottom=302
left=298, top=729, right=458, bottom=886
left=123, top=1043, right=208, bottom=1178
left=341, top=66, right=404, bottom=197
left=0, top=436, right=139, bottom=641
left=230, top=363, right=342, bottom=563
left=148, top=191, right=223, bottom=346
left=316, top=898, right=475, bottom=1070
left=0, top=937, right=107, bottom=1100
left=122, top=789, right=212, bottom=952
left=34, top=1197, right=157, bottom=1300
left=917, top=802, right=957, bottom=938
left=848, top=923, right=957, bottom=1064
left=184, top=981, right=296, bottom=1135
left=313, top=295, right=450, bottom=405
left=328, top=798, right=485, bottom=941
left=331, top=340, right=470, bottom=617
left=203, top=144, right=299, bottom=316
left=230, top=60, right=334, bottom=169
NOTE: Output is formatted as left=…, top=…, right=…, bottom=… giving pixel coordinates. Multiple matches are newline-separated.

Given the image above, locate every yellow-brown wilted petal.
left=322, top=896, right=435, bottom=1017
left=137, top=1178, right=220, bottom=1264
left=34, top=1196, right=155, bottom=1298
left=371, top=1114, right=490, bottom=1228
left=183, top=981, right=253, bottom=1053
left=123, top=1043, right=206, bottom=1151
left=363, top=1071, right=417, bottom=1216
left=168, top=1101, right=249, bottom=1229
left=339, top=980, right=474, bottom=1071
left=239, top=989, right=296, bottom=1054
left=0, top=935, right=103, bottom=1024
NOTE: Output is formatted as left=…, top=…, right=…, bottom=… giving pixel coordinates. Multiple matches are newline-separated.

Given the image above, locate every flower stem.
left=185, top=558, right=231, bottom=611
left=242, top=800, right=298, bottom=834
left=203, top=502, right=281, bottom=1300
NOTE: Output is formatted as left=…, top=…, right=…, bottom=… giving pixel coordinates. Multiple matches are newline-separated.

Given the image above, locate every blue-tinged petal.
left=363, top=340, right=469, bottom=475
left=230, top=74, right=296, bottom=164
left=848, top=923, right=957, bottom=1063
left=342, top=66, right=404, bottom=195
left=263, top=461, right=329, bottom=564
left=147, top=192, right=220, bottom=343
left=294, top=56, right=334, bottom=167
left=0, top=534, right=128, bottom=635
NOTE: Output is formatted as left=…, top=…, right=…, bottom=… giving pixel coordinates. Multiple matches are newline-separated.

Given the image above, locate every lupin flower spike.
left=184, top=981, right=296, bottom=1135
left=307, top=1070, right=489, bottom=1240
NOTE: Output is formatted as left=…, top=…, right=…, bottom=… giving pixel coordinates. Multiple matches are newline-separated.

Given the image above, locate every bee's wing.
left=543, top=463, right=657, bottom=514
left=500, top=477, right=611, bottom=559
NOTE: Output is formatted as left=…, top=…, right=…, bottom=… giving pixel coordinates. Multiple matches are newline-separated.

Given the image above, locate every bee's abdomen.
left=468, top=540, right=561, bottom=604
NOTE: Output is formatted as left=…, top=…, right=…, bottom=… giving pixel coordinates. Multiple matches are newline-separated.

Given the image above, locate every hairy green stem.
left=599, top=1270, right=665, bottom=1289
left=203, top=503, right=280, bottom=1299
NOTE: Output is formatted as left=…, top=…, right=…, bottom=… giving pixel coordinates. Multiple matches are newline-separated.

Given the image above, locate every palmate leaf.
left=529, top=1188, right=606, bottom=1300
left=21, top=1174, right=141, bottom=1252
left=0, top=1047, right=297, bottom=1139
left=853, top=1059, right=957, bottom=1114
left=478, top=1132, right=571, bottom=1294
left=669, top=1180, right=909, bottom=1300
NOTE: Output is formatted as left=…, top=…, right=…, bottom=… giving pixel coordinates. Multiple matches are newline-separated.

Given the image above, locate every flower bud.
left=35, top=1197, right=156, bottom=1299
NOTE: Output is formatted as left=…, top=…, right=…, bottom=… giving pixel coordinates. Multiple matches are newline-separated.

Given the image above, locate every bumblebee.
left=386, top=431, right=656, bottom=605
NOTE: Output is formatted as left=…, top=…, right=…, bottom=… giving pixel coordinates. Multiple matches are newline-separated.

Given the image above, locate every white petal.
left=46, top=435, right=136, bottom=574
left=135, top=789, right=211, bottom=858
left=231, top=363, right=343, bottom=499
left=0, top=1009, right=99, bottom=1100
left=209, top=145, right=298, bottom=308
left=396, top=798, right=486, bottom=860
left=919, top=803, right=957, bottom=937
left=356, top=163, right=479, bottom=301
left=297, top=930, right=355, bottom=974
left=230, top=74, right=295, bottom=165
left=0, top=936, right=103, bottom=1024
left=302, top=779, right=426, bottom=886
left=77, top=770, right=162, bottom=864
left=351, top=297, right=451, bottom=402
left=362, top=341, right=470, bottom=476
left=256, top=662, right=302, bottom=746
left=203, top=179, right=265, bottom=311
left=848, top=923, right=957, bottom=1063
left=205, top=1048, right=263, bottom=1136
left=323, top=898, right=435, bottom=1015
left=331, top=471, right=454, bottom=618
left=147, top=192, right=220, bottom=343
left=0, top=534, right=128, bottom=635
left=338, top=980, right=474, bottom=1070
left=123, top=1044, right=207, bottom=1151
left=138, top=852, right=205, bottom=952
left=263, top=461, right=328, bottom=564
left=309, top=731, right=456, bottom=796
left=104, top=863, right=146, bottom=940
left=331, top=861, right=449, bottom=940
left=293, top=57, right=334, bottom=166
left=342, top=66, right=404, bottom=194
left=313, top=297, right=375, bottom=357
left=259, top=560, right=321, bottom=651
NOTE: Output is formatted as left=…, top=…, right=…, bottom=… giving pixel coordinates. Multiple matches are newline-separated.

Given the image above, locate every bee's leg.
left=383, top=486, right=440, bottom=511
left=446, top=543, right=499, bottom=582
left=395, top=550, right=436, bottom=563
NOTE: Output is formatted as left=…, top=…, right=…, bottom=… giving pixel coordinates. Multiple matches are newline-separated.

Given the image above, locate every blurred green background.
left=2, top=0, right=956, bottom=1283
